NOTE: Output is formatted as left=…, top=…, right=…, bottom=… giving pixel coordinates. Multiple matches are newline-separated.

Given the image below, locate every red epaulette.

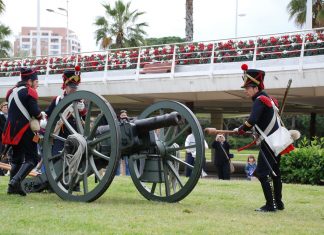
left=258, top=95, right=272, bottom=108
left=28, top=87, right=39, bottom=100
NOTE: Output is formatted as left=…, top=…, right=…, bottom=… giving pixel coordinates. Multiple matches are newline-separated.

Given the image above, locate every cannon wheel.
left=43, top=91, right=121, bottom=202
left=128, top=101, right=205, bottom=202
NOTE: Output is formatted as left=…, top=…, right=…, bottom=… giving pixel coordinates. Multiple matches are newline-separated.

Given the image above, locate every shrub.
left=281, top=137, right=324, bottom=185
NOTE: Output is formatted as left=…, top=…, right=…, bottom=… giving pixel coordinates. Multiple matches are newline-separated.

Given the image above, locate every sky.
left=1, top=0, right=300, bottom=52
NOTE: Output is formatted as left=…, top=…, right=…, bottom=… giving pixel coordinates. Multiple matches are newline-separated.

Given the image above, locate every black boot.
left=273, top=177, right=284, bottom=210
left=255, top=176, right=276, bottom=212
left=7, top=163, right=21, bottom=194
left=8, top=162, right=35, bottom=196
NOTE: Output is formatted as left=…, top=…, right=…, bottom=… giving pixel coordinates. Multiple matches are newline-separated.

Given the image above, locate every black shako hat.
left=20, top=67, right=38, bottom=81
left=240, top=64, right=265, bottom=90
left=62, top=65, right=81, bottom=89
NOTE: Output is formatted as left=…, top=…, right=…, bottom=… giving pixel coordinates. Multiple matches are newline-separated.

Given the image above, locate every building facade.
left=13, top=27, right=81, bottom=57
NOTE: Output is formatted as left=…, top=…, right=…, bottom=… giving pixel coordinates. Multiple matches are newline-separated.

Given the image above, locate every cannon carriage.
left=20, top=91, right=205, bottom=202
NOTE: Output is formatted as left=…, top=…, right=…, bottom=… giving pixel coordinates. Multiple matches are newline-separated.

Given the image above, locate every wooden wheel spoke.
left=163, top=162, right=171, bottom=196
left=89, top=156, right=102, bottom=181
left=168, top=144, right=196, bottom=152
left=91, top=148, right=110, bottom=161
left=151, top=183, right=157, bottom=194
left=89, top=132, right=111, bottom=146
left=163, top=126, right=174, bottom=142
left=169, top=154, right=194, bottom=169
left=166, top=160, right=184, bottom=188
left=59, top=113, right=77, bottom=134
left=166, top=124, right=190, bottom=145
left=88, top=113, right=104, bottom=139
left=48, top=152, right=63, bottom=161
left=50, top=133, right=66, bottom=142
left=72, top=101, right=84, bottom=135
left=84, top=101, right=93, bottom=136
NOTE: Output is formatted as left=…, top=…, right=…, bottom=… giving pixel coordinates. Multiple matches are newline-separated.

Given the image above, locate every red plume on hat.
left=241, top=64, right=248, bottom=71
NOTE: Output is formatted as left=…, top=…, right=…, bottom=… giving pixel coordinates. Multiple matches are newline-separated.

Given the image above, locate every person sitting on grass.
left=245, top=155, right=257, bottom=180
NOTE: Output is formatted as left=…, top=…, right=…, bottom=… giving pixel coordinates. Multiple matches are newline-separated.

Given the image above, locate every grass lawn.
left=0, top=176, right=323, bottom=235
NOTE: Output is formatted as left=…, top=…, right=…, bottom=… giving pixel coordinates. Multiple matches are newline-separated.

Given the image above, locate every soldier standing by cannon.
left=234, top=64, right=295, bottom=212
left=44, top=66, right=86, bottom=155
left=2, top=68, right=43, bottom=196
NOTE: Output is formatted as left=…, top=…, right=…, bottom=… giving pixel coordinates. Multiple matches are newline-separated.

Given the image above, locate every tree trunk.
left=185, top=0, right=193, bottom=42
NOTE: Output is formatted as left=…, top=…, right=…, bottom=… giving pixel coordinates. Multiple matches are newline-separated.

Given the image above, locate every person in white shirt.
left=185, top=129, right=208, bottom=177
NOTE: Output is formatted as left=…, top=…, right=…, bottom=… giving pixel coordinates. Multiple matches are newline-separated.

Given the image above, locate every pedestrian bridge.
left=1, top=28, right=324, bottom=115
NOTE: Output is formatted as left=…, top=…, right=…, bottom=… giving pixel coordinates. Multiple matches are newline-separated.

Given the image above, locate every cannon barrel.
left=134, top=111, right=181, bottom=134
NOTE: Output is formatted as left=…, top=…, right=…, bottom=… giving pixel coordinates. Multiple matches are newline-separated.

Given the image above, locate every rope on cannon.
left=62, top=133, right=88, bottom=186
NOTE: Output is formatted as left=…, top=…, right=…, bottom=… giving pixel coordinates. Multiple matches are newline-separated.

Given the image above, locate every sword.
left=259, top=142, right=277, bottom=177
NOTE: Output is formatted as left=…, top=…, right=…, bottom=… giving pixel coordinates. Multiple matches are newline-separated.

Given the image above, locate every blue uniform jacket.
left=2, top=83, right=41, bottom=145
left=241, top=90, right=279, bottom=135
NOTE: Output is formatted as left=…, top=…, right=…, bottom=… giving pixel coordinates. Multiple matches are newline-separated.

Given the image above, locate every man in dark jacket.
left=2, top=68, right=42, bottom=196
left=212, top=134, right=232, bottom=180
left=235, top=64, right=287, bottom=212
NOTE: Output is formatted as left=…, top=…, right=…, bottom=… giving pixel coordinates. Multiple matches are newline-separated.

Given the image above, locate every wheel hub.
left=64, top=135, right=81, bottom=155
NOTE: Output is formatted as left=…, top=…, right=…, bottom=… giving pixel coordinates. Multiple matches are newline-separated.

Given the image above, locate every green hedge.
left=281, top=137, right=324, bottom=185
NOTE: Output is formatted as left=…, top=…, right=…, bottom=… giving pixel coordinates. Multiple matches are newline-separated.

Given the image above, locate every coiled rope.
left=62, top=133, right=88, bottom=186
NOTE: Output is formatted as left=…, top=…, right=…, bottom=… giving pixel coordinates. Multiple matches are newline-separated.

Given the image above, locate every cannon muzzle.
left=134, top=111, right=181, bottom=134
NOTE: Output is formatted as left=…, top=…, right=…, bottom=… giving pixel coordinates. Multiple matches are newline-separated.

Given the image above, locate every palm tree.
left=287, top=0, right=324, bottom=28
left=0, top=0, right=5, bottom=14
left=94, top=0, right=148, bottom=49
left=0, top=24, right=12, bottom=58
left=185, top=0, right=194, bottom=42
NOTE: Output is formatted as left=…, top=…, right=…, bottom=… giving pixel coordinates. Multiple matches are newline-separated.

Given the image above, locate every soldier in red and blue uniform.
left=44, top=66, right=86, bottom=156
left=2, top=68, right=42, bottom=196
left=235, top=64, right=293, bottom=212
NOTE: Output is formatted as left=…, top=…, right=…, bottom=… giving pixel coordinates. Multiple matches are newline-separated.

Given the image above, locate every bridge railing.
left=0, top=28, right=324, bottom=81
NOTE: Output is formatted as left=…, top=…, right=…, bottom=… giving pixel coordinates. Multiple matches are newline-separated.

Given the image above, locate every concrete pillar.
left=210, top=112, right=223, bottom=130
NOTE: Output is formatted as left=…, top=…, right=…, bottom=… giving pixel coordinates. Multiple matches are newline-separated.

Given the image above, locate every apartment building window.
left=21, top=44, right=30, bottom=49
left=50, top=45, right=59, bottom=49
left=51, top=38, right=59, bottom=43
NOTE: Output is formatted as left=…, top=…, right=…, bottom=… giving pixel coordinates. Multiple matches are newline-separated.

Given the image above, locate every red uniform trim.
left=2, top=122, right=30, bottom=145
left=258, top=95, right=273, bottom=108
left=28, top=87, right=39, bottom=100
left=270, top=96, right=279, bottom=108
left=280, top=144, right=295, bottom=155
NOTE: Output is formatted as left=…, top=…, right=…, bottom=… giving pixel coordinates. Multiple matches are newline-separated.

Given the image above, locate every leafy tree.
left=94, top=0, right=148, bottom=49
left=185, top=0, right=193, bottom=41
left=145, top=36, right=185, bottom=46
left=287, top=0, right=324, bottom=28
left=0, top=1, right=11, bottom=58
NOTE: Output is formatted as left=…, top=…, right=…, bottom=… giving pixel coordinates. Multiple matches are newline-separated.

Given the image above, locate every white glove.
left=40, top=119, right=47, bottom=129
left=233, top=128, right=238, bottom=132
left=77, top=102, right=85, bottom=110
left=41, top=111, right=47, bottom=119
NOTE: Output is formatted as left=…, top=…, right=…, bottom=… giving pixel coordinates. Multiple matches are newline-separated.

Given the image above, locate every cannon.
left=21, top=91, right=205, bottom=202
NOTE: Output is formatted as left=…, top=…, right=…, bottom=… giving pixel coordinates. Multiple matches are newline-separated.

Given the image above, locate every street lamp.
left=46, top=0, right=69, bottom=55
left=234, top=0, right=246, bottom=38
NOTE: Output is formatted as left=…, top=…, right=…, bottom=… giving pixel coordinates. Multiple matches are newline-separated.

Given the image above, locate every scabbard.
left=259, top=147, right=277, bottom=177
